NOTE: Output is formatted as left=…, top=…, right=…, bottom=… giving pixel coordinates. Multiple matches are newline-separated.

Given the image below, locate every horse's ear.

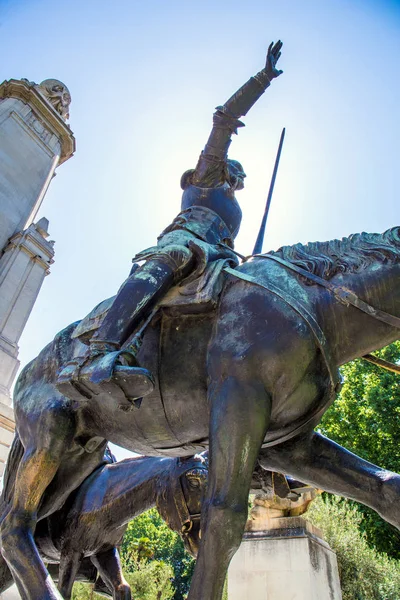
left=200, top=451, right=208, bottom=468
left=178, top=453, right=208, bottom=467
left=103, top=444, right=117, bottom=464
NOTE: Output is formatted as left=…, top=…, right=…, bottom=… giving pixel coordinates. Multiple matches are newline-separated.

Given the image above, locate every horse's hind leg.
left=91, top=548, right=131, bottom=600
left=57, top=552, right=83, bottom=600
left=0, top=448, right=64, bottom=599
left=259, top=431, right=400, bottom=530
left=0, top=444, right=65, bottom=600
left=188, top=376, right=271, bottom=600
left=0, top=403, right=75, bottom=600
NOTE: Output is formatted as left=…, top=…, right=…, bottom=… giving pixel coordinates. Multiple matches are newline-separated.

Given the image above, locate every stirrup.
left=80, top=350, right=155, bottom=401
left=57, top=350, right=155, bottom=404
left=56, top=356, right=95, bottom=402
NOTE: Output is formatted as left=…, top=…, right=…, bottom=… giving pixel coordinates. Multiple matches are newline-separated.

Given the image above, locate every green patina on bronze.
left=1, top=41, right=400, bottom=600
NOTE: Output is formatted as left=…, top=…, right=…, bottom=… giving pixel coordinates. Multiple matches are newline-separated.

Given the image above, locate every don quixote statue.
left=1, top=41, right=400, bottom=600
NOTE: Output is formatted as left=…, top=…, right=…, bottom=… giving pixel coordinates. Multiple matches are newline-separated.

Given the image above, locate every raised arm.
left=191, top=41, right=283, bottom=186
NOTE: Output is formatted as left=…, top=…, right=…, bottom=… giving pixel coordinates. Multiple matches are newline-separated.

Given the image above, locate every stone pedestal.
left=228, top=517, right=342, bottom=600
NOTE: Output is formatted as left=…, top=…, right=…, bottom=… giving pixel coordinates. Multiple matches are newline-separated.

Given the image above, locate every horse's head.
left=156, top=454, right=208, bottom=557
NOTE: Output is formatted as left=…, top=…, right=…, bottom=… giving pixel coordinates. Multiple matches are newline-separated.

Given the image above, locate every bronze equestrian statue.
left=56, top=40, right=283, bottom=405
left=0, top=451, right=207, bottom=599
left=2, top=40, right=400, bottom=600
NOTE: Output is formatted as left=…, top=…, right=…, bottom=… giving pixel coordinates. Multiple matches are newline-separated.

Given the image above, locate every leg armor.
left=92, top=244, right=193, bottom=347
left=57, top=245, right=193, bottom=404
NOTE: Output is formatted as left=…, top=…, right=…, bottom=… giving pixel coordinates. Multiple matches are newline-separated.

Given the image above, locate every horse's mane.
left=266, top=227, right=400, bottom=280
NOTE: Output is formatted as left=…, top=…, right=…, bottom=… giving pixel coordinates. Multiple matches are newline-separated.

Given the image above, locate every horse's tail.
left=0, top=432, right=24, bottom=513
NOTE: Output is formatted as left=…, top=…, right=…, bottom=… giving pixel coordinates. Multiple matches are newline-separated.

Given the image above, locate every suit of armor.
left=57, top=43, right=283, bottom=403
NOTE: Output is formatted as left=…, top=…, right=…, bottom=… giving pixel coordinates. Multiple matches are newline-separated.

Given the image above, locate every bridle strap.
left=174, top=477, right=192, bottom=532
left=255, top=254, right=400, bottom=330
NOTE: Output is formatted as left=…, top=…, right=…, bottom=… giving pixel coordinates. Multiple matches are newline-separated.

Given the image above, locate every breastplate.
left=181, top=183, right=242, bottom=238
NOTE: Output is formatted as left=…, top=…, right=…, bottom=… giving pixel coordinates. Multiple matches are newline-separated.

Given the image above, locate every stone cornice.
left=6, top=226, right=55, bottom=272
left=0, top=78, right=76, bottom=164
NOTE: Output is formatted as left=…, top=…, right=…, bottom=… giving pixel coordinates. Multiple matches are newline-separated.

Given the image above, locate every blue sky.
left=1, top=0, right=399, bottom=457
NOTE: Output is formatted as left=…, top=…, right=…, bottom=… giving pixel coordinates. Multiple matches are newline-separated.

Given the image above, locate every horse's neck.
left=78, top=457, right=173, bottom=528
left=320, top=263, right=400, bottom=366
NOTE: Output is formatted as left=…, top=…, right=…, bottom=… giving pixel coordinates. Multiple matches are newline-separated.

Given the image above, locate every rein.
left=256, top=254, right=400, bottom=330
left=171, top=461, right=206, bottom=536
left=173, top=476, right=201, bottom=535
left=249, top=253, right=400, bottom=374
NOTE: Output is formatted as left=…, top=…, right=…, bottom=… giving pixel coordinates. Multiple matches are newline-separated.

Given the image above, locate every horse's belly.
left=264, top=380, right=334, bottom=447
left=85, top=313, right=212, bottom=457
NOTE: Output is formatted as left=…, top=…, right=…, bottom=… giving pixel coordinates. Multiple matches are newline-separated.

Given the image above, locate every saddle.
left=72, top=259, right=230, bottom=345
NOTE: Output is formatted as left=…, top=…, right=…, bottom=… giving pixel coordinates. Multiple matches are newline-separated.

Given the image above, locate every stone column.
left=0, top=78, right=75, bottom=476
left=228, top=513, right=342, bottom=600
left=0, top=218, right=55, bottom=473
left=0, top=78, right=75, bottom=251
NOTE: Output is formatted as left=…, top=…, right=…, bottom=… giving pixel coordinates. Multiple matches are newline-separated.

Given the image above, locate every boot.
left=57, top=257, right=178, bottom=404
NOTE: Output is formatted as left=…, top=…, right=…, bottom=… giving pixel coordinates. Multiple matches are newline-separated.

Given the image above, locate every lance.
left=252, top=127, right=285, bottom=255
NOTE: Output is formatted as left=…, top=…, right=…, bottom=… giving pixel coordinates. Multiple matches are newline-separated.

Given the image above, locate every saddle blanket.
left=72, top=259, right=230, bottom=344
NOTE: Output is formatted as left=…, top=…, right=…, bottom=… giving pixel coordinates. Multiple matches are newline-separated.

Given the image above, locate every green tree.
left=72, top=582, right=94, bottom=600
left=120, top=509, right=194, bottom=600
left=72, top=557, right=174, bottom=600
left=72, top=511, right=184, bottom=600
left=319, top=341, right=400, bottom=558
left=308, top=496, right=400, bottom=600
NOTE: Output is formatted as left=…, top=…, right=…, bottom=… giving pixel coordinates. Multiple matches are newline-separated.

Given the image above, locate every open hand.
left=265, top=40, right=283, bottom=80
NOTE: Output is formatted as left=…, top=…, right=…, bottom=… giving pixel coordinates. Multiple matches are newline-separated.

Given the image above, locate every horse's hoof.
left=113, top=366, right=155, bottom=401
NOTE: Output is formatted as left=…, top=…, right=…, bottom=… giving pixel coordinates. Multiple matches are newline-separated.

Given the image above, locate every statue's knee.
left=206, top=501, right=247, bottom=548
left=380, top=473, right=400, bottom=515
left=0, top=516, right=24, bottom=558
left=156, top=244, right=193, bottom=271
left=1, top=510, right=36, bottom=542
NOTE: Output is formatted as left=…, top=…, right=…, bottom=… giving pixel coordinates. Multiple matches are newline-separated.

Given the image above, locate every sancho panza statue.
left=57, top=41, right=283, bottom=403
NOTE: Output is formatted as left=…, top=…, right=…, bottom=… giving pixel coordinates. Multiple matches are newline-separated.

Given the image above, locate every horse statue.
left=1, top=226, right=400, bottom=600
left=0, top=450, right=207, bottom=599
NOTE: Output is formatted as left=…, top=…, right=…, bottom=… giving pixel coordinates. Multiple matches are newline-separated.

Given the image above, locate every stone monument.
left=228, top=482, right=342, bottom=600
left=0, top=77, right=75, bottom=475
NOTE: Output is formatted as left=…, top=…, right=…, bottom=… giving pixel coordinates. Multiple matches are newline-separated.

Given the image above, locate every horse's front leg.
left=57, top=551, right=83, bottom=600
left=259, top=431, right=400, bottom=530
left=91, top=548, right=131, bottom=600
left=188, top=376, right=271, bottom=600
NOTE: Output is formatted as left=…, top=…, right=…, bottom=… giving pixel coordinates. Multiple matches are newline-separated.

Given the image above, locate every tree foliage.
left=121, top=509, right=194, bottom=600
left=308, top=496, right=400, bottom=600
left=72, top=557, right=173, bottom=600
left=72, top=509, right=192, bottom=600
left=318, top=341, right=400, bottom=558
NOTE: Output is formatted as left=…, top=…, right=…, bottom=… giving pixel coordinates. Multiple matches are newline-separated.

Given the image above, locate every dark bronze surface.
left=2, top=225, right=400, bottom=600
left=55, top=41, right=283, bottom=406
left=2, top=41, right=400, bottom=600
left=0, top=450, right=207, bottom=599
